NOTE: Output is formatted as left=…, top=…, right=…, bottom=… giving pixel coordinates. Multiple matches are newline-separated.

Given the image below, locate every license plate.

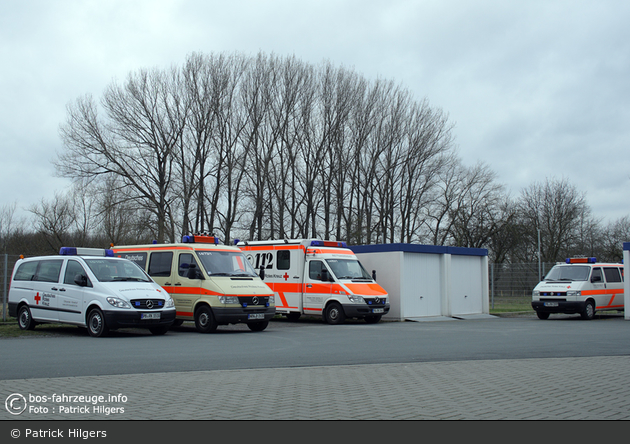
left=248, top=313, right=265, bottom=320
left=141, top=312, right=161, bottom=320
left=544, top=302, right=558, bottom=307
left=372, top=308, right=384, bottom=314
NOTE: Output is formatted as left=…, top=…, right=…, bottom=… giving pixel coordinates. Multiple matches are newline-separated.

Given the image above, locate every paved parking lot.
left=2, top=354, right=629, bottom=420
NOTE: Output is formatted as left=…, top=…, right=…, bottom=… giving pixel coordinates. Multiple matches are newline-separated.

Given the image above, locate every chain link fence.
left=490, top=261, right=557, bottom=311
left=1, top=254, right=21, bottom=321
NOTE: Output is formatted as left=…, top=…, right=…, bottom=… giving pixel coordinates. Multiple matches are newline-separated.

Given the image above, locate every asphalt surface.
left=1, top=313, right=630, bottom=421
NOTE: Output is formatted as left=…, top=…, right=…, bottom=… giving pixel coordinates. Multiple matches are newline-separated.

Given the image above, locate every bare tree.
left=516, top=177, right=590, bottom=262
left=57, top=67, right=187, bottom=243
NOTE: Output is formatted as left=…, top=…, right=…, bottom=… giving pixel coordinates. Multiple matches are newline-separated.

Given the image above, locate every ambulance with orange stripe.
left=112, top=235, right=275, bottom=333
left=532, top=257, right=625, bottom=320
left=237, top=239, right=389, bottom=324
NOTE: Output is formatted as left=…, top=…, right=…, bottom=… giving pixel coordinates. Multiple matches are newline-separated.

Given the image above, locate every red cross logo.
left=283, top=273, right=289, bottom=281
left=34, top=293, right=41, bottom=305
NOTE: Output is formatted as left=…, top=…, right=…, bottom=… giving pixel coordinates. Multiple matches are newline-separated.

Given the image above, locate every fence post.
left=490, top=262, right=494, bottom=309
left=3, top=254, right=7, bottom=321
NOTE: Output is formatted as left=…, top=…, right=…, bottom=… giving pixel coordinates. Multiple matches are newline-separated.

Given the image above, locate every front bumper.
left=213, top=306, right=276, bottom=324
left=104, top=308, right=176, bottom=330
left=342, top=303, right=390, bottom=318
left=531, top=300, right=586, bottom=314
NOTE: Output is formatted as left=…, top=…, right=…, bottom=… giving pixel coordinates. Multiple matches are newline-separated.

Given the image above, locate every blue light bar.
left=310, top=240, right=348, bottom=248
left=60, top=247, right=114, bottom=257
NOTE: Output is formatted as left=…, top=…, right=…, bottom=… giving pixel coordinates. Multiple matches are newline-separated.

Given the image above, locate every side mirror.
left=372, top=270, right=377, bottom=281
left=591, top=275, right=602, bottom=283
left=74, top=274, right=88, bottom=287
left=187, top=263, right=203, bottom=280
left=259, top=266, right=265, bottom=281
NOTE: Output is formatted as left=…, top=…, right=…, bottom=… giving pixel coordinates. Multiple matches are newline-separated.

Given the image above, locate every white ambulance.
left=237, top=239, right=389, bottom=324
left=112, top=235, right=275, bottom=333
left=531, top=257, right=625, bottom=320
left=8, top=247, right=176, bottom=337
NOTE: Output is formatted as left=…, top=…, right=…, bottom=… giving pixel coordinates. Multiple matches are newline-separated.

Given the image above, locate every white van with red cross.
left=237, top=239, right=389, bottom=324
left=531, top=257, right=625, bottom=320
left=8, top=247, right=176, bottom=337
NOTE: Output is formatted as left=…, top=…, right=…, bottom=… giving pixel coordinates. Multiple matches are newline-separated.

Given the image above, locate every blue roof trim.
left=349, top=243, right=488, bottom=257
left=624, top=242, right=630, bottom=251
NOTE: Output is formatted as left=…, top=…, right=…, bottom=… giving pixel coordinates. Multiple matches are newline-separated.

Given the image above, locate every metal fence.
left=489, top=261, right=556, bottom=309
left=1, top=254, right=21, bottom=321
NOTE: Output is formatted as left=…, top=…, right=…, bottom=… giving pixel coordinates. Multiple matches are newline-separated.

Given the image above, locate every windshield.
left=325, top=259, right=372, bottom=280
left=544, top=265, right=590, bottom=282
left=85, top=258, right=151, bottom=282
left=196, top=250, right=258, bottom=277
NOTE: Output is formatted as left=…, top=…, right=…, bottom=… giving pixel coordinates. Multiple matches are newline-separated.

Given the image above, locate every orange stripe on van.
left=344, top=283, right=388, bottom=296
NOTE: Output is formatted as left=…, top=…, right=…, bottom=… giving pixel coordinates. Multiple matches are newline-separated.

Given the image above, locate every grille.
left=238, top=296, right=271, bottom=308
left=130, top=299, right=165, bottom=310
left=540, top=292, right=567, bottom=297
left=365, top=297, right=386, bottom=307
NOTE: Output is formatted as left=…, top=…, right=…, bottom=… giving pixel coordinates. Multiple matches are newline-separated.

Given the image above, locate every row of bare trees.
left=3, top=52, right=628, bottom=262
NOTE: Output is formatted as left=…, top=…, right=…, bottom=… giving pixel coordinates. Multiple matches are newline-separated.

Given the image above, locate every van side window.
left=118, top=252, right=147, bottom=269
left=590, top=267, right=603, bottom=283
left=13, top=261, right=39, bottom=281
left=178, top=253, right=201, bottom=278
left=34, top=260, right=63, bottom=283
left=277, top=250, right=290, bottom=270
left=64, top=260, right=88, bottom=286
left=148, top=252, right=173, bottom=277
left=604, top=267, right=622, bottom=283
left=309, top=260, right=326, bottom=281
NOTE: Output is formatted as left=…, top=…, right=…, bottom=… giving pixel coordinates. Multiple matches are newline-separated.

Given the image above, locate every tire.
left=324, top=302, right=346, bottom=325
left=194, top=305, right=217, bottom=333
left=171, top=319, right=184, bottom=327
left=286, top=312, right=301, bottom=322
left=364, top=314, right=382, bottom=324
left=17, top=305, right=36, bottom=330
left=149, top=325, right=169, bottom=335
left=536, top=311, right=550, bottom=320
left=581, top=301, right=595, bottom=320
left=87, top=308, right=109, bottom=337
left=247, top=321, right=269, bottom=332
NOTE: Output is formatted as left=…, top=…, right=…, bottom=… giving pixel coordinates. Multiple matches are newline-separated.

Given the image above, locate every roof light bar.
left=182, top=235, right=220, bottom=245
left=60, top=247, right=114, bottom=257
left=566, top=257, right=597, bottom=264
left=310, top=240, right=348, bottom=248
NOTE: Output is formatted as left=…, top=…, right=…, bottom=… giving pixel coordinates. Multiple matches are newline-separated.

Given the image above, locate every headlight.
left=532, top=290, right=540, bottom=297
left=348, top=295, right=365, bottom=304
left=567, top=290, right=581, bottom=296
left=106, top=297, right=131, bottom=309
left=165, top=297, right=175, bottom=308
left=218, top=296, right=239, bottom=304
left=269, top=295, right=275, bottom=304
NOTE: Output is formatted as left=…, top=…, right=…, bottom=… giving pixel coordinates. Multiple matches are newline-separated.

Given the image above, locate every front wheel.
left=18, top=305, right=36, bottom=330
left=324, top=302, right=346, bottom=325
left=194, top=305, right=217, bottom=333
left=247, top=321, right=269, bottom=332
left=581, top=301, right=595, bottom=320
left=87, top=308, right=109, bottom=337
left=536, top=311, right=550, bottom=320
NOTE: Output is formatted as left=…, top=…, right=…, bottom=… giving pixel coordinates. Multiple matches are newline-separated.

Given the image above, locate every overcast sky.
left=1, top=0, right=629, bottom=228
